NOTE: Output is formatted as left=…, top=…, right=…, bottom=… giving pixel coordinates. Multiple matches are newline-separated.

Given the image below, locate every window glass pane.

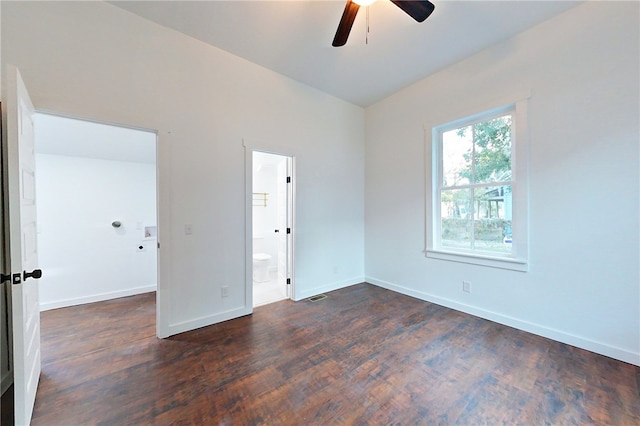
left=472, top=185, right=512, bottom=253
left=442, top=127, right=472, bottom=187
left=473, top=115, right=512, bottom=184
left=441, top=189, right=472, bottom=249
left=430, top=102, right=527, bottom=268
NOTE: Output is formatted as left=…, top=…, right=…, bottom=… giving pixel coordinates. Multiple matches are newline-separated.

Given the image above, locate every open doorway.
left=33, top=113, right=158, bottom=311
left=252, top=151, right=293, bottom=307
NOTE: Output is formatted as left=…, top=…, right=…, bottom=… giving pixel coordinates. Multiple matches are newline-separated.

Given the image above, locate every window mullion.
left=470, top=187, right=475, bottom=249
left=428, top=99, right=528, bottom=269
left=470, top=124, right=476, bottom=250
left=442, top=180, right=513, bottom=191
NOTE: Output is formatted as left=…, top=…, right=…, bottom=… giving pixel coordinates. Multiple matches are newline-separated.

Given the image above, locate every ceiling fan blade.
left=390, top=0, right=435, bottom=23
left=332, top=0, right=360, bottom=47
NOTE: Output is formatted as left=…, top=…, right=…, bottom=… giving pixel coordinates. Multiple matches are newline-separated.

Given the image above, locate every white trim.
left=244, top=141, right=255, bottom=312
left=39, top=285, right=157, bottom=311
left=294, top=276, right=365, bottom=301
left=425, top=92, right=531, bottom=270
left=32, top=111, right=166, bottom=337
left=243, top=139, right=297, bottom=307
left=156, top=130, right=171, bottom=338
left=366, top=276, right=640, bottom=366
left=426, top=249, right=528, bottom=272
left=164, top=306, right=253, bottom=337
left=33, top=109, right=159, bottom=136
left=511, top=98, right=530, bottom=262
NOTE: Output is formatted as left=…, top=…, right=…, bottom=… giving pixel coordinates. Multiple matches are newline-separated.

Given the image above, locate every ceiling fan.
left=332, top=0, right=435, bottom=47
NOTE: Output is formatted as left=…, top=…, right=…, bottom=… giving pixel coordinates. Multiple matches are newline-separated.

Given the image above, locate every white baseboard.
left=366, top=276, right=640, bottom=367
left=163, top=306, right=253, bottom=338
left=294, top=276, right=365, bottom=301
left=161, top=277, right=364, bottom=337
left=39, top=285, right=157, bottom=311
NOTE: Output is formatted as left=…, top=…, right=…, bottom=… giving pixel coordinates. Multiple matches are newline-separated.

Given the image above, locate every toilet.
left=252, top=253, right=272, bottom=283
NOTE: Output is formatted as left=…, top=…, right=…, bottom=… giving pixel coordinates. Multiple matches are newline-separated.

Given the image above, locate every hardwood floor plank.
left=40, top=292, right=156, bottom=366
left=32, top=284, right=640, bottom=425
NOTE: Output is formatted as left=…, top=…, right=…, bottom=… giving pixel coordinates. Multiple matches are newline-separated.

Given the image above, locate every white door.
left=5, top=65, right=42, bottom=426
left=276, top=158, right=292, bottom=298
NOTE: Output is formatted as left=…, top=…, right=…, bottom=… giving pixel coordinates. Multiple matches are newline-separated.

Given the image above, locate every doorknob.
left=274, top=229, right=279, bottom=233
left=23, top=269, right=42, bottom=281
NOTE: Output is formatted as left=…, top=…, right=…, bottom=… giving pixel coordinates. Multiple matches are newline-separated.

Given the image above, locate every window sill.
left=426, top=249, right=528, bottom=272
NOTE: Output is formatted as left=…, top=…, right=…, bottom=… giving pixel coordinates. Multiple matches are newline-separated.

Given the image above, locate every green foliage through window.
left=439, top=114, right=513, bottom=254
left=457, top=115, right=512, bottom=184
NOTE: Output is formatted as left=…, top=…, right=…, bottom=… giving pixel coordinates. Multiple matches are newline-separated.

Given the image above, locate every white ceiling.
left=35, top=113, right=157, bottom=164
left=110, top=0, right=581, bottom=107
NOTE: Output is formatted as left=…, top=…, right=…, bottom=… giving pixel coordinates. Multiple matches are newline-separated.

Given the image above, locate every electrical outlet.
left=185, top=224, right=193, bottom=235
left=221, top=286, right=229, bottom=298
left=463, top=281, right=471, bottom=293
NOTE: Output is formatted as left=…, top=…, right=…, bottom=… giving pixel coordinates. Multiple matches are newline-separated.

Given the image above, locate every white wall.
left=365, top=2, right=639, bottom=365
left=36, top=153, right=157, bottom=310
left=6, top=0, right=634, bottom=366
left=1, top=1, right=365, bottom=336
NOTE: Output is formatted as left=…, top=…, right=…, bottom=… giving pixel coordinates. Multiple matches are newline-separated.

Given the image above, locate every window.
left=426, top=97, right=529, bottom=271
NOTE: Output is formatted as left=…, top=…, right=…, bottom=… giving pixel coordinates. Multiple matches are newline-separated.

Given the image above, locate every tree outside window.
left=427, top=96, right=529, bottom=270
left=439, top=114, right=513, bottom=254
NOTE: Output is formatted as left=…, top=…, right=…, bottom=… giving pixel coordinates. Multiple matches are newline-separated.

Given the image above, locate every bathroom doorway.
left=252, top=151, right=293, bottom=307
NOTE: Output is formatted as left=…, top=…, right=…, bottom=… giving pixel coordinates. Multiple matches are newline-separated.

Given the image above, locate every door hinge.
left=287, top=278, right=291, bottom=285
left=286, top=176, right=291, bottom=183
left=286, top=228, right=291, bottom=234
left=1, top=274, right=11, bottom=284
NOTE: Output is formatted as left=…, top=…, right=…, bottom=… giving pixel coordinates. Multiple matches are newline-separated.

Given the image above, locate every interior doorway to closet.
left=251, top=151, right=293, bottom=307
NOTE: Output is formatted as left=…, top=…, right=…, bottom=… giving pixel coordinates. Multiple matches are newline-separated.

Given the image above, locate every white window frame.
left=425, top=93, right=530, bottom=272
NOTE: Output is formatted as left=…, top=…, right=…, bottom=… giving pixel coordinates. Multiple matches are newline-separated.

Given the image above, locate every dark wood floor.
left=1, top=384, right=14, bottom=426
left=32, top=283, right=639, bottom=425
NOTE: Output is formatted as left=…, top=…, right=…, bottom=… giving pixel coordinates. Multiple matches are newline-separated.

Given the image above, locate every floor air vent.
left=308, top=294, right=327, bottom=302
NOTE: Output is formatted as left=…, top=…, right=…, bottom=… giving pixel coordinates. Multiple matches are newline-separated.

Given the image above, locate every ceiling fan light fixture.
left=333, top=0, right=433, bottom=47
left=353, top=0, right=377, bottom=6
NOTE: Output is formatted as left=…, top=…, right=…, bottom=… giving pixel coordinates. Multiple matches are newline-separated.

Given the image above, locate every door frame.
left=28, top=110, right=164, bottom=337
left=243, top=140, right=296, bottom=308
